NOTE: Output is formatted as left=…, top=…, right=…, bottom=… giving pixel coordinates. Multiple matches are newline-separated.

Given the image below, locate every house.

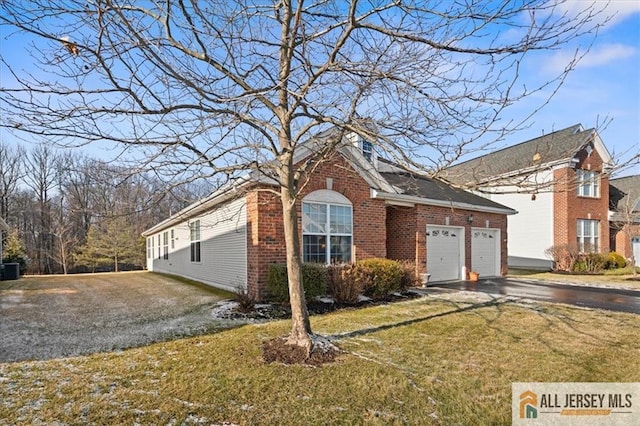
left=142, top=133, right=516, bottom=300
left=609, top=175, right=640, bottom=267
left=442, top=124, right=614, bottom=270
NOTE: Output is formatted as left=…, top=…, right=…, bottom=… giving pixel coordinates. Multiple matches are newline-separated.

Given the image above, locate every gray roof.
left=610, top=175, right=640, bottom=213
left=380, top=171, right=516, bottom=213
left=443, top=124, right=595, bottom=186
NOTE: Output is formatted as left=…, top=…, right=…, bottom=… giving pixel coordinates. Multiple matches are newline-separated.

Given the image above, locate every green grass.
left=1, top=296, right=639, bottom=425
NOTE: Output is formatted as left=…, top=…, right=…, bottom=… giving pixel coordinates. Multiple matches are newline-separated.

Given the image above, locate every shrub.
left=327, top=263, right=362, bottom=304
left=606, top=252, right=626, bottom=270
left=398, top=260, right=419, bottom=290
left=545, top=244, right=579, bottom=272
left=572, top=253, right=607, bottom=273
left=2, top=229, right=29, bottom=275
left=233, top=285, right=255, bottom=313
left=267, top=263, right=328, bottom=303
left=354, top=258, right=404, bottom=300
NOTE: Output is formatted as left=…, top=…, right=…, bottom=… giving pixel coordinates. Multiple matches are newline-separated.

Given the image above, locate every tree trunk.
left=280, top=180, right=313, bottom=352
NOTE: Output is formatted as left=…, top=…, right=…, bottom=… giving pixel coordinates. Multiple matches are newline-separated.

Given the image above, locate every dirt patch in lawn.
left=262, top=336, right=339, bottom=366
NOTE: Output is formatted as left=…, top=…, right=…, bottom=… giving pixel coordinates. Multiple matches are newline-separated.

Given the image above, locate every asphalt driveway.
left=0, top=272, right=240, bottom=363
left=427, top=277, right=640, bottom=314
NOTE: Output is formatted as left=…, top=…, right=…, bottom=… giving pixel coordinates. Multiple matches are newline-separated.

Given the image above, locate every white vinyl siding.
left=633, top=237, right=640, bottom=267
left=481, top=171, right=554, bottom=268
left=150, top=197, right=248, bottom=293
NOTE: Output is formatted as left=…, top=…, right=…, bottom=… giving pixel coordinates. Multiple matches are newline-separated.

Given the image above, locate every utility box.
left=2, top=263, right=19, bottom=280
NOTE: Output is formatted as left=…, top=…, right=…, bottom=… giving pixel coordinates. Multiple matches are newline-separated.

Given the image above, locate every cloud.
left=545, top=43, right=637, bottom=74
left=557, top=0, right=640, bottom=26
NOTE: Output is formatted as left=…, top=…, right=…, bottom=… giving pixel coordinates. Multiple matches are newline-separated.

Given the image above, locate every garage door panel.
left=633, top=237, right=640, bottom=267
left=472, top=229, right=499, bottom=277
left=427, top=226, right=462, bottom=282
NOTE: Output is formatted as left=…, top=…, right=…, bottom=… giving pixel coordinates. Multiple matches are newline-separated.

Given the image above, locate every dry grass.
left=1, top=293, right=639, bottom=425
left=509, top=269, right=640, bottom=289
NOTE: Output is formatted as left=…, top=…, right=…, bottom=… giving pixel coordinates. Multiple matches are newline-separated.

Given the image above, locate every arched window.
left=302, top=190, right=353, bottom=263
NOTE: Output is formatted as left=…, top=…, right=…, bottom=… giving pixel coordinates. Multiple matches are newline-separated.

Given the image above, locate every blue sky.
left=1, top=1, right=638, bottom=177
left=500, top=0, right=640, bottom=177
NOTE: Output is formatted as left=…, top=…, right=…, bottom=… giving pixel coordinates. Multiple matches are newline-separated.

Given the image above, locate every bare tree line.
left=0, top=142, right=202, bottom=274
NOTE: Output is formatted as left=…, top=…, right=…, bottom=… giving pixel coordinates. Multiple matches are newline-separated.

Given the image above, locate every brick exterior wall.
left=245, top=152, right=387, bottom=300
left=612, top=224, right=640, bottom=261
left=245, top=150, right=511, bottom=299
left=386, top=204, right=509, bottom=277
left=553, top=146, right=610, bottom=253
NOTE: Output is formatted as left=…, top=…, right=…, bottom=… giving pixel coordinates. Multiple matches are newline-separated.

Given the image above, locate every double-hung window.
left=577, top=219, right=599, bottom=253
left=190, top=220, right=201, bottom=262
left=162, top=231, right=169, bottom=260
left=576, top=170, right=599, bottom=198
left=147, top=237, right=153, bottom=259
left=302, top=202, right=352, bottom=263
left=157, top=235, right=162, bottom=259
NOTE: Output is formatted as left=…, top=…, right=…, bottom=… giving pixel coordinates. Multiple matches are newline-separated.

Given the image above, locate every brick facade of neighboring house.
left=552, top=147, right=610, bottom=253
left=143, top=135, right=515, bottom=300
left=443, top=124, right=616, bottom=270
left=609, top=175, right=640, bottom=267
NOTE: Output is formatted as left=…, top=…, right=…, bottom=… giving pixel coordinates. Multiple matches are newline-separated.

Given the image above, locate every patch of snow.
left=317, top=296, right=335, bottom=304
left=357, top=295, right=371, bottom=302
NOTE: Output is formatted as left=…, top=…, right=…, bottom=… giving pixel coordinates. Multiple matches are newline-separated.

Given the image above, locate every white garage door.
left=633, top=237, right=640, bottom=267
left=472, top=229, right=500, bottom=278
left=427, top=225, right=463, bottom=282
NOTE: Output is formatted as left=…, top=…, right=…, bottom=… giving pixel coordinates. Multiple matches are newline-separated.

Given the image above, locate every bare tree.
left=0, top=1, right=604, bottom=352
left=23, top=145, right=60, bottom=274
left=0, top=143, right=24, bottom=222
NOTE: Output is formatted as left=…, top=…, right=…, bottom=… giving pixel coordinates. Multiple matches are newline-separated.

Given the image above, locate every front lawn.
left=509, top=268, right=640, bottom=289
left=1, top=293, right=638, bottom=425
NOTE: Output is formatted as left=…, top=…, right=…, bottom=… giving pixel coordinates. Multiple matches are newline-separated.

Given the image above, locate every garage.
left=427, top=225, right=463, bottom=282
left=471, top=228, right=500, bottom=277
left=633, top=237, right=640, bottom=267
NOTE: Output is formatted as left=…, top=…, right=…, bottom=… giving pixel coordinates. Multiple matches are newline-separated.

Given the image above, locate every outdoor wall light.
left=467, top=214, right=474, bottom=224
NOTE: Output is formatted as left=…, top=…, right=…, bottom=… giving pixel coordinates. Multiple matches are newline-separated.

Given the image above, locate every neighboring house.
left=443, top=124, right=613, bottom=270
left=609, top=175, right=640, bottom=267
left=143, top=134, right=516, bottom=300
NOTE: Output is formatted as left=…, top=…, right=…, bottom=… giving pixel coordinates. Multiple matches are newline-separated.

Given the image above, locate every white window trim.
left=190, top=220, right=201, bottom=263
left=302, top=199, right=353, bottom=264
left=576, top=169, right=599, bottom=198
left=577, top=219, right=599, bottom=253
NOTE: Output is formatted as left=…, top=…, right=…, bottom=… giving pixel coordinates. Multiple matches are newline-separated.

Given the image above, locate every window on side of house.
left=147, top=237, right=153, bottom=259
left=157, top=234, right=162, bottom=259
left=576, top=169, right=599, bottom=198
left=361, top=140, right=374, bottom=162
left=162, top=231, right=169, bottom=260
left=171, top=229, right=175, bottom=249
left=302, top=202, right=352, bottom=264
left=190, top=220, right=201, bottom=262
left=577, top=219, right=599, bottom=253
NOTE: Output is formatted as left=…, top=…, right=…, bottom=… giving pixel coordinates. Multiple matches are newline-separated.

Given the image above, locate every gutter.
left=142, top=176, right=257, bottom=236
left=371, top=189, right=518, bottom=215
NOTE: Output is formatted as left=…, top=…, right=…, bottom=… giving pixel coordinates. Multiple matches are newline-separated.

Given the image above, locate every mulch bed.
left=262, top=337, right=339, bottom=366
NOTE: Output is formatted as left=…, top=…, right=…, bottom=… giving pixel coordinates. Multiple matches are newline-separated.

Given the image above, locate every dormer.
left=346, top=131, right=378, bottom=168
